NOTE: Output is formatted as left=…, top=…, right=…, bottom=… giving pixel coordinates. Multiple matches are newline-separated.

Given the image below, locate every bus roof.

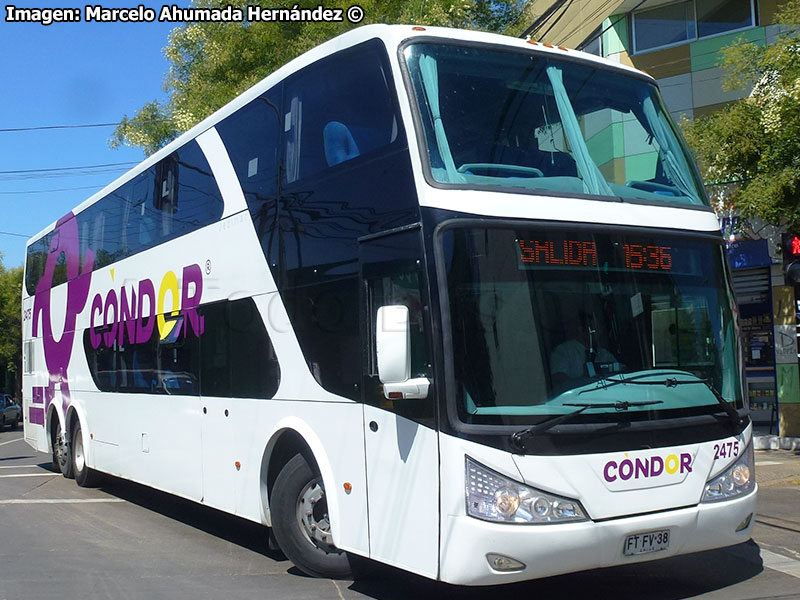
left=27, top=24, right=653, bottom=246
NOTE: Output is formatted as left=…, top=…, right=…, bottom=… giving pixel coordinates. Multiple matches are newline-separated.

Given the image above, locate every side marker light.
left=736, top=513, right=753, bottom=532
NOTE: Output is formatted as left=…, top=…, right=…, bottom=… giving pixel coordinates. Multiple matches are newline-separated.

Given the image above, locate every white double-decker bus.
left=22, top=25, right=756, bottom=585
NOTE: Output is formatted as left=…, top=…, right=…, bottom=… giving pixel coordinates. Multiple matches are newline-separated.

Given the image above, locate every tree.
left=112, top=0, right=527, bottom=155
left=681, top=0, right=800, bottom=229
left=0, top=254, right=23, bottom=399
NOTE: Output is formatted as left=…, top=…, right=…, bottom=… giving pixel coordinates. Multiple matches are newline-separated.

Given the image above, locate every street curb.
left=754, top=435, right=800, bottom=452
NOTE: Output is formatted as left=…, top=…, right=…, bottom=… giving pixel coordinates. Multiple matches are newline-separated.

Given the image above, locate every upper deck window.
left=403, top=43, right=707, bottom=207
left=25, top=139, right=223, bottom=295
left=283, top=41, right=400, bottom=184
left=632, top=0, right=756, bottom=54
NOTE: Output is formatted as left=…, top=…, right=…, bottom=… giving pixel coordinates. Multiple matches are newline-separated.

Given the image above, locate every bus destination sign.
left=517, top=239, right=673, bottom=271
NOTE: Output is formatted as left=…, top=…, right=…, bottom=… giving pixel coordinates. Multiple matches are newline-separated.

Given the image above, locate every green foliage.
left=681, top=0, right=800, bottom=228
left=112, top=0, right=526, bottom=155
left=0, top=255, right=23, bottom=395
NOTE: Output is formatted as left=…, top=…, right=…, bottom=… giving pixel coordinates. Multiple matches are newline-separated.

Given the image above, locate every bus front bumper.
left=438, top=486, right=757, bottom=586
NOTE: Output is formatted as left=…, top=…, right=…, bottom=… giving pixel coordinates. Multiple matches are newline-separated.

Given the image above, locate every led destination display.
left=517, top=237, right=674, bottom=272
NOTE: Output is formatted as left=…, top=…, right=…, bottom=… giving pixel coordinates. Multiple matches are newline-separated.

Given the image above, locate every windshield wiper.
left=616, top=377, right=743, bottom=427
left=699, top=380, right=744, bottom=427
left=509, top=400, right=663, bottom=451
left=563, top=400, right=664, bottom=410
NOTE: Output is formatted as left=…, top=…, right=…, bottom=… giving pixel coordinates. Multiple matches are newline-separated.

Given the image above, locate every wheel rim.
left=74, top=431, right=85, bottom=473
left=295, top=479, right=339, bottom=554
left=56, top=426, right=69, bottom=470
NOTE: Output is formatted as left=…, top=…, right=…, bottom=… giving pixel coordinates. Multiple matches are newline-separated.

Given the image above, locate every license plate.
left=623, top=529, right=670, bottom=556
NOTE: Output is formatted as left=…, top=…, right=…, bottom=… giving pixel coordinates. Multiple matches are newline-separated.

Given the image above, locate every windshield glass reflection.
left=404, top=43, right=706, bottom=205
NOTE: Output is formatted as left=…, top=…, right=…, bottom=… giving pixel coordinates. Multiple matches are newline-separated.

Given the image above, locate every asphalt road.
left=1, top=426, right=799, bottom=600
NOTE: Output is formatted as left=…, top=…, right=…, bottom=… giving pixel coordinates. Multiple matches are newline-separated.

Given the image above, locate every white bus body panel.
left=415, top=188, right=722, bottom=233
left=363, top=406, right=439, bottom=578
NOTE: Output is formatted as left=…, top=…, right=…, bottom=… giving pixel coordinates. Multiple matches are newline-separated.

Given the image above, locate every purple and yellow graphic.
left=30, top=213, right=93, bottom=425
left=30, top=211, right=206, bottom=426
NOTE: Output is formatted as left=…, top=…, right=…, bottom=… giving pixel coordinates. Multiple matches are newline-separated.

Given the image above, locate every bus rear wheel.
left=53, top=421, right=74, bottom=479
left=72, top=422, right=101, bottom=487
left=271, top=453, right=352, bottom=579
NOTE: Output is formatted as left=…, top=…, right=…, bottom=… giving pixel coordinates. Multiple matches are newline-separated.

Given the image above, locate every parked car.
left=0, top=394, right=21, bottom=430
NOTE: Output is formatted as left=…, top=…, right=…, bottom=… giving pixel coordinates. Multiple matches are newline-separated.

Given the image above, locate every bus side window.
left=84, top=298, right=278, bottom=399
left=153, top=141, right=223, bottom=242
left=273, top=40, right=417, bottom=403
left=199, top=298, right=280, bottom=399
left=283, top=42, right=399, bottom=183
left=155, top=154, right=178, bottom=238
left=216, top=88, right=281, bottom=265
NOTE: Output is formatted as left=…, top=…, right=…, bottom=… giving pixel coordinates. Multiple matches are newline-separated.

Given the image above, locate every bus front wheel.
left=271, top=453, right=352, bottom=579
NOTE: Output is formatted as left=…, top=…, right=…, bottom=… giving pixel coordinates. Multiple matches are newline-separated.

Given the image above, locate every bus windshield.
left=439, top=224, right=743, bottom=426
left=404, top=42, right=706, bottom=206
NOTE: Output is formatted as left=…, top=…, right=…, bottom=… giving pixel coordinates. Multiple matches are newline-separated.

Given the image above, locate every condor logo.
left=600, top=450, right=695, bottom=490
left=88, top=264, right=205, bottom=349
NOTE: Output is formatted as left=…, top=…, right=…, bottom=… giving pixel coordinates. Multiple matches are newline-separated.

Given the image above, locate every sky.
left=0, top=1, right=193, bottom=268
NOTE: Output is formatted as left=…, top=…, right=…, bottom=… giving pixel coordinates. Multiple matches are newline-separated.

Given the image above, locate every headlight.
left=701, top=442, right=755, bottom=503
left=466, top=457, right=587, bottom=524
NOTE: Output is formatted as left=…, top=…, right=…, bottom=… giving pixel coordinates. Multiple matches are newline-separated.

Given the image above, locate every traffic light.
left=781, top=233, right=800, bottom=284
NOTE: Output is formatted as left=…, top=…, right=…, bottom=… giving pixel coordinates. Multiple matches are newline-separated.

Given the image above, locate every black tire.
left=0, top=415, right=5, bottom=431
left=53, top=420, right=74, bottom=479
left=50, top=423, right=59, bottom=472
left=72, top=423, right=101, bottom=487
left=15, top=412, right=21, bottom=430
left=271, top=454, right=352, bottom=579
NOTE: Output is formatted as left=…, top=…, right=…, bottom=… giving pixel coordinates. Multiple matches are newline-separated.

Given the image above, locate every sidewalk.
left=755, top=445, right=800, bottom=488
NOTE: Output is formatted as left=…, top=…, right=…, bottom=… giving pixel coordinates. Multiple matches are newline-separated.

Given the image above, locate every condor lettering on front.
left=603, top=452, right=693, bottom=482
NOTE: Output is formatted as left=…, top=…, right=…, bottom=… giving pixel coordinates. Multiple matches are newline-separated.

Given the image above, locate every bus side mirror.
left=376, top=305, right=429, bottom=400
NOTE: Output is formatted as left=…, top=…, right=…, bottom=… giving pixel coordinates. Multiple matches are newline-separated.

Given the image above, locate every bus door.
left=359, top=227, right=439, bottom=578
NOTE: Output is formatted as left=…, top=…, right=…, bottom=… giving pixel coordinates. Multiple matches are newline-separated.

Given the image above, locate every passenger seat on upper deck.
left=323, top=121, right=360, bottom=167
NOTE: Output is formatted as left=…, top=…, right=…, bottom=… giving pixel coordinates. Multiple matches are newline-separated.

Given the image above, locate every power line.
left=1, top=168, right=131, bottom=183
left=0, top=230, right=30, bottom=239
left=0, top=123, right=120, bottom=133
left=0, top=118, right=171, bottom=133
left=0, top=161, right=137, bottom=175
left=519, top=0, right=568, bottom=39
left=1, top=184, right=104, bottom=196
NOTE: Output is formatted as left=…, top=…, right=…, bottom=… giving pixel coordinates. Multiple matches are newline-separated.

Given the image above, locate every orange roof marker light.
left=558, top=46, right=568, bottom=51
left=412, top=26, right=426, bottom=31
left=527, top=40, right=538, bottom=45
left=543, top=42, right=554, bottom=48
